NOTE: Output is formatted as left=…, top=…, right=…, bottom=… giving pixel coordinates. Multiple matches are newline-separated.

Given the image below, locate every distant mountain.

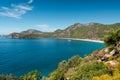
left=20, top=29, right=42, bottom=34
left=7, top=29, right=43, bottom=39
left=52, top=23, right=120, bottom=40
left=7, top=23, right=120, bottom=39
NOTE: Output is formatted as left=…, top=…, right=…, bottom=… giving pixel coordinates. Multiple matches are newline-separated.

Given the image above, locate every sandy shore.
left=58, top=38, right=104, bottom=43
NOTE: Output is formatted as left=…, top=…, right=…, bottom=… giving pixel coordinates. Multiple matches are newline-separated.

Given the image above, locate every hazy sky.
left=0, top=0, right=120, bottom=34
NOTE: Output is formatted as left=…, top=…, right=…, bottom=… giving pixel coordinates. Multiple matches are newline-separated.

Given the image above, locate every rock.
left=104, top=54, right=111, bottom=57
left=110, top=49, right=116, bottom=55
left=109, top=61, right=116, bottom=66
left=104, top=48, right=109, bottom=53
left=116, top=44, right=120, bottom=51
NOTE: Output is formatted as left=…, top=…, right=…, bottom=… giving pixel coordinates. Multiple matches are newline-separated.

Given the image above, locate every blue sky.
left=0, top=0, right=120, bottom=34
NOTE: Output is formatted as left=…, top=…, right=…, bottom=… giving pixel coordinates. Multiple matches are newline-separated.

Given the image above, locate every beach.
left=58, top=38, right=104, bottom=43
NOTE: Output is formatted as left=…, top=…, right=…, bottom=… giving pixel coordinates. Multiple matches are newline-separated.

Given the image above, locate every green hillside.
left=52, top=23, right=120, bottom=40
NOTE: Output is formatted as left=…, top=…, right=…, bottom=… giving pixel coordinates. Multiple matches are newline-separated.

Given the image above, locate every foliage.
left=67, top=55, right=83, bottom=68
left=19, top=34, right=44, bottom=39
left=70, top=62, right=109, bottom=80
left=92, top=61, right=120, bottom=80
left=8, top=33, right=45, bottom=39
left=52, top=23, right=120, bottom=40
left=20, top=70, right=42, bottom=80
left=46, top=55, right=109, bottom=80
left=92, top=74, right=112, bottom=80
left=48, top=60, right=68, bottom=80
left=48, top=55, right=82, bottom=80
left=104, top=29, right=120, bottom=47
left=0, top=70, right=42, bottom=80
left=0, top=74, right=17, bottom=80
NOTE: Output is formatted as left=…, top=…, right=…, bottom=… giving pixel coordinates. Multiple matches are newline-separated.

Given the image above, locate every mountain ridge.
left=20, top=29, right=42, bottom=34
left=7, top=22, right=120, bottom=39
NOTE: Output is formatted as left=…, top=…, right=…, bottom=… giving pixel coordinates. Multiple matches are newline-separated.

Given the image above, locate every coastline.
left=58, top=38, right=104, bottom=43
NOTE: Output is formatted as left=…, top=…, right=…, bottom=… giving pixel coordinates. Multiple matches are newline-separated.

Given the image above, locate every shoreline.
left=58, top=38, right=104, bottom=43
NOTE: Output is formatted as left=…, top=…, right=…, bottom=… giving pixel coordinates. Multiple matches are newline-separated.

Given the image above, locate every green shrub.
left=0, top=74, right=17, bottom=80
left=70, top=62, right=109, bottom=80
left=20, top=70, right=42, bottom=80
left=104, top=29, right=120, bottom=48
left=67, top=55, right=82, bottom=68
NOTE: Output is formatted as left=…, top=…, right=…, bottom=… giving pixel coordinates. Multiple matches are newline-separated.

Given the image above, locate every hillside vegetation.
left=43, top=29, right=120, bottom=80
left=52, top=23, right=120, bottom=40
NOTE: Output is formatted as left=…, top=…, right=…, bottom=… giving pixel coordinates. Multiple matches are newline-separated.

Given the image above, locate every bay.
left=0, top=38, right=104, bottom=76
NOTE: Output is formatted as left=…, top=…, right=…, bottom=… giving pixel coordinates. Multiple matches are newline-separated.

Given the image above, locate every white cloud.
left=12, top=4, right=32, bottom=10
left=28, top=0, right=33, bottom=4
left=37, top=25, right=59, bottom=32
left=0, top=1, right=33, bottom=18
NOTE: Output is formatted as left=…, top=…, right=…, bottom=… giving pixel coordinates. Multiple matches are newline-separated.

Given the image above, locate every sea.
left=0, top=38, right=105, bottom=76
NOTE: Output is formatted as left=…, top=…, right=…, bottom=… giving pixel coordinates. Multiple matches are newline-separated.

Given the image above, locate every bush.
left=70, top=62, right=109, bottom=80
left=0, top=74, right=17, bottom=80
left=92, top=61, right=120, bottom=80
left=48, top=60, right=68, bottom=80
left=67, top=55, right=82, bottom=68
left=104, top=29, right=120, bottom=48
left=20, top=70, right=42, bottom=80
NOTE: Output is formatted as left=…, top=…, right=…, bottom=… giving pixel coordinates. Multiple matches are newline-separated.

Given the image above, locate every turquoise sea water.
left=0, top=38, right=105, bottom=76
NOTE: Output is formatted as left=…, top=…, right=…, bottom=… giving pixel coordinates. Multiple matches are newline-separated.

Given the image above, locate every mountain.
left=20, top=29, right=42, bottom=34
left=7, top=29, right=44, bottom=39
left=52, top=23, right=120, bottom=40
left=7, top=23, right=120, bottom=39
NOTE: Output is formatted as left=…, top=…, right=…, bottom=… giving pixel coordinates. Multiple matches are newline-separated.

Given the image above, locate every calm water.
left=0, top=38, right=104, bottom=76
